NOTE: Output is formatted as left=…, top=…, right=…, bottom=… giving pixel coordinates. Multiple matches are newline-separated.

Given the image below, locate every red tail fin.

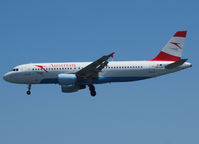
left=151, top=31, right=187, bottom=61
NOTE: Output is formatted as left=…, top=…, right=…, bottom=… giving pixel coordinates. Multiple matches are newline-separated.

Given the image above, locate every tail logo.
left=170, top=42, right=182, bottom=49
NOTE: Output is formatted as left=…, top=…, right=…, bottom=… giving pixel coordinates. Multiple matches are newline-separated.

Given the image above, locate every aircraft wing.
left=76, top=52, right=114, bottom=81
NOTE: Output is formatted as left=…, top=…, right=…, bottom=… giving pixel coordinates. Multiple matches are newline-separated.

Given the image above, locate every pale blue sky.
left=0, top=0, right=198, bottom=144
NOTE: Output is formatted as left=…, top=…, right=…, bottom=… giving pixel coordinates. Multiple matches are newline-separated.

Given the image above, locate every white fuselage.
left=3, top=31, right=191, bottom=96
left=3, top=61, right=192, bottom=85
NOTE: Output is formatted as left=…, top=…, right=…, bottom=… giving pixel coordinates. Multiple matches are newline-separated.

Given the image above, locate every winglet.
left=109, top=52, right=115, bottom=58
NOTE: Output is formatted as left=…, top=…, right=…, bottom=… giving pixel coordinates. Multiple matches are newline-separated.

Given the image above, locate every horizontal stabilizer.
left=165, top=59, right=188, bottom=69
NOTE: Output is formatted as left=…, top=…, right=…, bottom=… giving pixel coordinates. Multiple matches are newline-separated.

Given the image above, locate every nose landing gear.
left=26, top=84, right=31, bottom=95
left=88, top=84, right=96, bottom=96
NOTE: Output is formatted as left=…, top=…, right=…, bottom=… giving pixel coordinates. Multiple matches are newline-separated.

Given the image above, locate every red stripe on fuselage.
left=151, top=51, right=181, bottom=61
left=35, top=65, right=48, bottom=72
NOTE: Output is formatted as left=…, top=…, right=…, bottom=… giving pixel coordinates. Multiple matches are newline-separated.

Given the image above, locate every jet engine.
left=61, top=84, right=79, bottom=92
left=58, top=74, right=86, bottom=93
left=58, top=74, right=77, bottom=85
left=58, top=74, right=78, bottom=92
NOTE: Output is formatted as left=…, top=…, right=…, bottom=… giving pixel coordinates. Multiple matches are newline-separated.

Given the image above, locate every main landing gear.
left=88, top=84, right=96, bottom=97
left=26, top=84, right=31, bottom=95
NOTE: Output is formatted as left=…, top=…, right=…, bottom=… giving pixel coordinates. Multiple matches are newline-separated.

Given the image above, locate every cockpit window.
left=12, top=68, right=19, bottom=71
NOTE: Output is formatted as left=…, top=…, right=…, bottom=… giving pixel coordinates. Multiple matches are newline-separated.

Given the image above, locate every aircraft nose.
left=3, top=72, right=12, bottom=82
left=3, top=73, right=9, bottom=81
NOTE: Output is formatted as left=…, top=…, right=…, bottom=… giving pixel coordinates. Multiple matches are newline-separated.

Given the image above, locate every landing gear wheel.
left=27, top=84, right=31, bottom=95
left=90, top=91, right=96, bottom=97
left=88, top=84, right=96, bottom=97
left=26, top=90, right=31, bottom=95
left=89, top=85, right=95, bottom=91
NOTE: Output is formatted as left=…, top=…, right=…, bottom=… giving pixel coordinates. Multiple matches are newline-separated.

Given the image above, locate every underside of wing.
left=76, top=52, right=114, bottom=81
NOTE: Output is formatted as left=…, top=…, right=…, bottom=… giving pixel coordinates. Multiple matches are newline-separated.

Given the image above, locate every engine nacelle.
left=58, top=74, right=86, bottom=93
left=61, top=84, right=79, bottom=93
left=58, top=74, right=78, bottom=93
left=58, top=74, right=77, bottom=85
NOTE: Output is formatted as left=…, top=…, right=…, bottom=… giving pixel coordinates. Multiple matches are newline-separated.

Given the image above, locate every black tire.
left=26, top=91, right=31, bottom=95
left=89, top=85, right=95, bottom=91
left=90, top=91, right=96, bottom=96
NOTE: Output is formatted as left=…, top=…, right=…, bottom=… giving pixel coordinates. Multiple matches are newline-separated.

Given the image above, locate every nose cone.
left=3, top=73, right=9, bottom=82
left=3, top=72, right=13, bottom=82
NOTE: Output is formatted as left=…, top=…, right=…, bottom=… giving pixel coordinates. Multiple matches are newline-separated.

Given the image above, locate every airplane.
left=3, top=31, right=192, bottom=96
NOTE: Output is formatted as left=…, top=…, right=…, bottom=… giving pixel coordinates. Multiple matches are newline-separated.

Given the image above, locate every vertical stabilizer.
left=152, top=31, right=187, bottom=61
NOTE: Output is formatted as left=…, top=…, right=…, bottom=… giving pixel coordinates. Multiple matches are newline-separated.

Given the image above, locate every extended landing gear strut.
left=88, top=84, right=96, bottom=97
left=26, top=84, right=31, bottom=95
